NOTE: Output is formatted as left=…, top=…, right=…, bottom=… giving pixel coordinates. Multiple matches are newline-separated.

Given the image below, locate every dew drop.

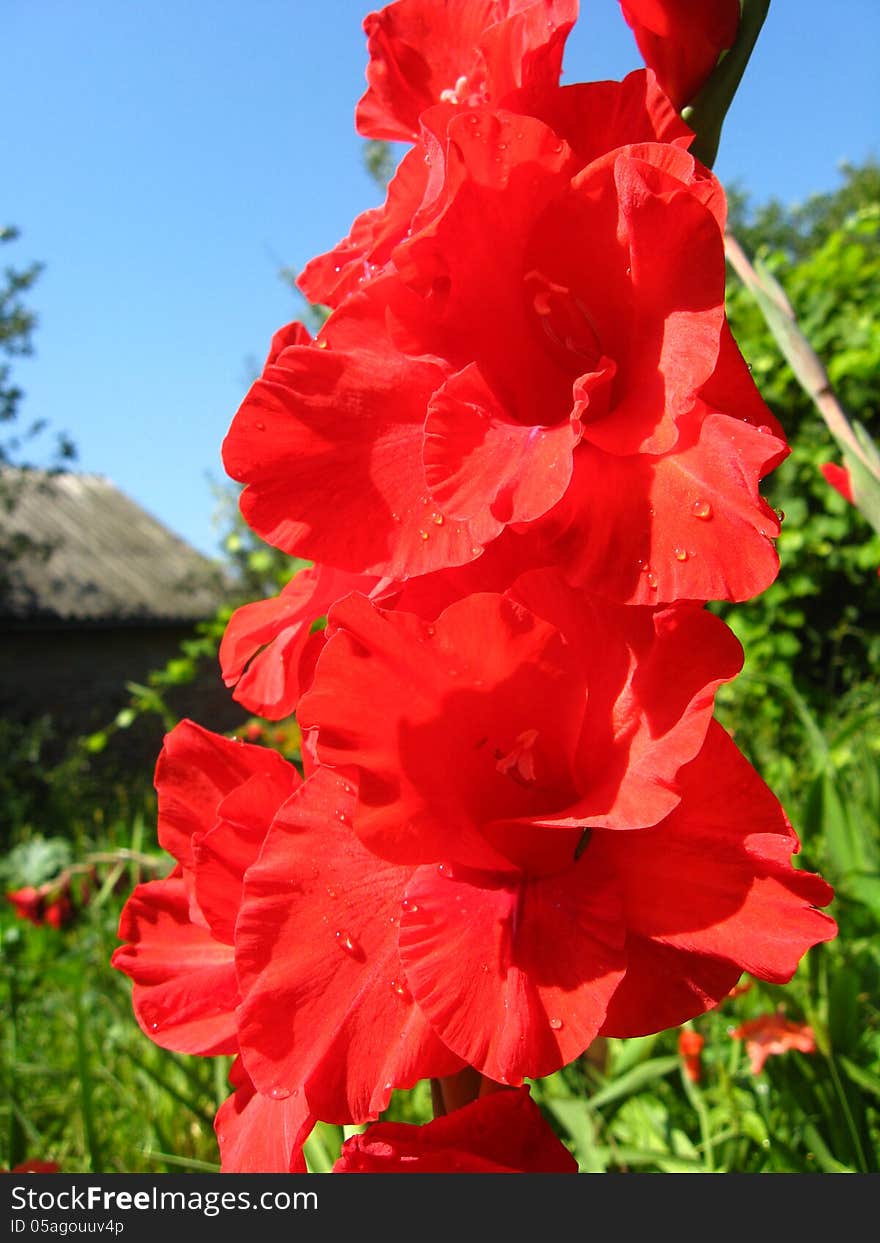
left=391, top=511, right=401, bottom=522
left=254, top=421, right=265, bottom=431
left=437, top=862, right=453, bottom=878
left=149, top=1021, right=160, bottom=1032
left=419, top=529, right=429, bottom=541
left=470, top=545, right=482, bottom=556
left=316, top=339, right=328, bottom=350
left=334, top=929, right=360, bottom=956
left=335, top=809, right=346, bottom=823
left=390, top=978, right=410, bottom=999
left=425, top=624, right=436, bottom=636
left=646, top=570, right=658, bottom=589
left=549, top=1017, right=564, bottom=1031
left=775, top=508, right=785, bottom=522
left=383, top=1081, right=393, bottom=1091
left=326, top=885, right=337, bottom=898
left=388, top=914, right=397, bottom=925
left=270, top=1086, right=292, bottom=1100
left=692, top=498, right=713, bottom=520
left=401, top=897, right=419, bottom=914
left=673, top=546, right=688, bottom=562
left=432, top=512, right=444, bottom=525
left=333, top=265, right=341, bottom=273
left=467, top=114, right=479, bottom=126
left=757, top=424, right=773, bottom=435
left=480, top=962, right=490, bottom=974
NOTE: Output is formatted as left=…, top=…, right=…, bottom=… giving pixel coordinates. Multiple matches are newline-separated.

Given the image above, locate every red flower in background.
left=732, top=1014, right=817, bottom=1075
left=821, top=461, right=854, bottom=505
left=619, top=0, right=740, bottom=109
left=7, top=881, right=73, bottom=930
left=2, top=1160, right=60, bottom=1174
left=334, top=1087, right=577, bottom=1172
left=678, top=1028, right=704, bottom=1083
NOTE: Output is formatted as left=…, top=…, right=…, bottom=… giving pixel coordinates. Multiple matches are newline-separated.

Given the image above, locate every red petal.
left=235, top=768, right=462, bottom=1123
left=596, top=722, right=836, bottom=1035
left=620, top=0, right=740, bottom=110
left=552, top=410, right=786, bottom=604
left=193, top=759, right=301, bottom=944
left=215, top=1058, right=312, bottom=1173
left=299, top=591, right=585, bottom=869
left=398, top=857, right=626, bottom=1083
left=509, top=572, right=743, bottom=830
left=220, top=564, right=384, bottom=719
left=514, top=70, right=692, bottom=165
left=155, top=720, right=288, bottom=878
left=424, top=363, right=580, bottom=532
left=223, top=332, right=486, bottom=578
left=334, top=1086, right=577, bottom=1172
left=111, top=876, right=238, bottom=1056
left=298, top=146, right=429, bottom=308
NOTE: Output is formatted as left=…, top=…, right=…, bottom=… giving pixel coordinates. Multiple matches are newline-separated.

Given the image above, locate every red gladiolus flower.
left=334, top=1087, right=577, bottom=1172
left=356, top=0, right=578, bottom=143
left=111, top=720, right=301, bottom=1055
left=731, top=1014, right=817, bottom=1075
left=619, top=0, right=741, bottom=110
left=280, top=582, right=835, bottom=1084
left=6, top=881, right=74, bottom=929
left=226, top=127, right=785, bottom=606
left=301, top=70, right=691, bottom=311
left=7, top=886, right=44, bottom=924
left=678, top=1028, right=704, bottom=1083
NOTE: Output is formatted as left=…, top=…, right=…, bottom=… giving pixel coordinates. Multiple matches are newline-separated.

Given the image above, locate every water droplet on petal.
left=757, top=424, right=773, bottom=435
left=335, top=809, right=346, bottom=823
left=692, top=499, right=713, bottom=520
left=254, top=421, right=265, bottom=431
left=390, top=978, right=411, bottom=1000
left=437, top=862, right=453, bottom=878
left=270, top=1085, right=292, bottom=1100
left=149, top=1021, right=160, bottom=1032
left=326, top=885, right=337, bottom=898
left=432, top=512, right=444, bottom=525
left=335, top=929, right=360, bottom=957
left=646, top=570, right=658, bottom=589
left=775, top=508, right=785, bottom=522
left=673, top=546, right=688, bottom=562
left=419, top=529, right=429, bottom=541
left=401, top=898, right=419, bottom=914
left=549, top=1017, right=564, bottom=1031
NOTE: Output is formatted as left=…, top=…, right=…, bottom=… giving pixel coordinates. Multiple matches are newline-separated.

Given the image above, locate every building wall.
left=0, top=624, right=248, bottom=765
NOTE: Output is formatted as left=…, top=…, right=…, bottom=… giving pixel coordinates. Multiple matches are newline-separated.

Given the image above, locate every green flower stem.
left=683, top=0, right=772, bottom=168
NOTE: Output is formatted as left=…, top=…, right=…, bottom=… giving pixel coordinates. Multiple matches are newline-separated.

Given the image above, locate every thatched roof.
left=0, top=469, right=231, bottom=625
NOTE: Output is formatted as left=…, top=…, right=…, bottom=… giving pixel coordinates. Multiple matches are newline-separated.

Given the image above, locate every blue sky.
left=5, top=0, right=879, bottom=559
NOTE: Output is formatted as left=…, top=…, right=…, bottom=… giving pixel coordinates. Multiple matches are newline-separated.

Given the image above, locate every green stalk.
left=73, top=988, right=102, bottom=1172
left=683, top=0, right=772, bottom=168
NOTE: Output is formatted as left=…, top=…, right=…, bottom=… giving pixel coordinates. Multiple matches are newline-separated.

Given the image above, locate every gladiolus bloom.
left=731, top=1014, right=817, bottom=1075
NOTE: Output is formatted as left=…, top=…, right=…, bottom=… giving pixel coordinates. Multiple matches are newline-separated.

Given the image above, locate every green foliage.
left=715, top=164, right=880, bottom=769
